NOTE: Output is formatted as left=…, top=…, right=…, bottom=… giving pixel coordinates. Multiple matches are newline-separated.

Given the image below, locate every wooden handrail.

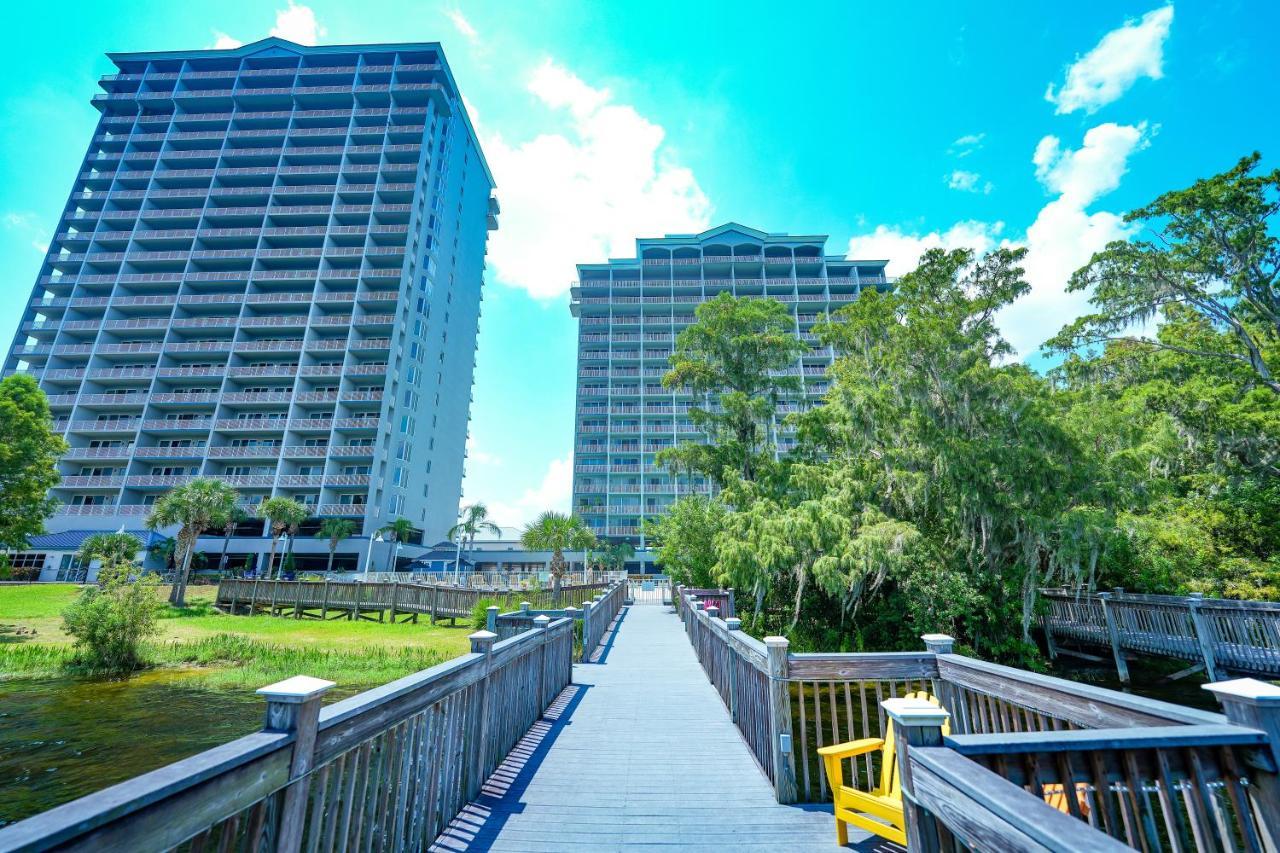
left=907, top=747, right=1132, bottom=852
left=944, top=723, right=1267, bottom=755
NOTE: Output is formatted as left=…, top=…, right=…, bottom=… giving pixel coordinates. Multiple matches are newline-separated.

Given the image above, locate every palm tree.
left=258, top=497, right=310, bottom=579
left=447, top=503, right=502, bottom=578
left=217, top=506, right=249, bottom=575
left=315, top=518, right=357, bottom=575
left=146, top=478, right=239, bottom=606
left=520, top=511, right=597, bottom=600
left=78, top=531, right=144, bottom=581
left=377, top=517, right=415, bottom=572
left=601, top=541, right=635, bottom=576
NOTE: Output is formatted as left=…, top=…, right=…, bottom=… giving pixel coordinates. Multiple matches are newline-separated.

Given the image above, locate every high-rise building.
left=3, top=37, right=498, bottom=575
left=569, top=223, right=890, bottom=552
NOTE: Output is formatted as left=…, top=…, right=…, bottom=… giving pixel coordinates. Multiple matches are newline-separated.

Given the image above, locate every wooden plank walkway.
left=431, top=603, right=873, bottom=852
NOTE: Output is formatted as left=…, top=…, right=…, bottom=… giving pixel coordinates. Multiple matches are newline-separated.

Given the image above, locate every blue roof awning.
left=23, top=529, right=166, bottom=551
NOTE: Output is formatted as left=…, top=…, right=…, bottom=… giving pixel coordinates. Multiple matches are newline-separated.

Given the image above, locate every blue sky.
left=2, top=1, right=1276, bottom=535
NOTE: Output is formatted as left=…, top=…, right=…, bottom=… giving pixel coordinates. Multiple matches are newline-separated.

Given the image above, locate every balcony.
left=63, top=446, right=134, bottom=459
left=314, top=504, right=366, bottom=517
left=132, top=446, right=208, bottom=459
left=60, top=476, right=125, bottom=488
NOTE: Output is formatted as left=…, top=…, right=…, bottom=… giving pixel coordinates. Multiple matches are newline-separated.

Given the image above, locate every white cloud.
left=946, top=170, right=992, bottom=194
left=482, top=59, right=712, bottom=299
left=446, top=8, right=479, bottom=43
left=4, top=212, right=49, bottom=254
left=269, top=1, right=326, bottom=45
left=846, top=220, right=1006, bottom=278
left=479, top=453, right=573, bottom=534
left=210, top=2, right=325, bottom=50
left=997, top=122, right=1150, bottom=355
left=847, top=122, right=1151, bottom=358
left=949, top=133, right=985, bottom=157
left=1046, top=5, right=1174, bottom=115
left=466, top=435, right=502, bottom=467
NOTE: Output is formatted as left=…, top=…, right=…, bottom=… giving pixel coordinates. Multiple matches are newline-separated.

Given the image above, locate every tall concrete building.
left=3, top=37, right=497, bottom=576
left=569, top=223, right=889, bottom=551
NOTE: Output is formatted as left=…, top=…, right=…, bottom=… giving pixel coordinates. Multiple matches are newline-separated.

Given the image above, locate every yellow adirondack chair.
left=817, top=691, right=948, bottom=847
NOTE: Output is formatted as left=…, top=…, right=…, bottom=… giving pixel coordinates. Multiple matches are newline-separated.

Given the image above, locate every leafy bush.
left=471, top=597, right=500, bottom=630
left=61, top=565, right=163, bottom=671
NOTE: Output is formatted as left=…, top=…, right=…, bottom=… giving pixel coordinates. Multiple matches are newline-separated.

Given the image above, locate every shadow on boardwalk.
left=584, top=604, right=628, bottom=664
left=431, top=684, right=592, bottom=851
left=431, top=603, right=873, bottom=852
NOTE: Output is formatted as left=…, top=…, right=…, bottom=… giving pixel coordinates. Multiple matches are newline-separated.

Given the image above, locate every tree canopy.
left=0, top=374, right=67, bottom=551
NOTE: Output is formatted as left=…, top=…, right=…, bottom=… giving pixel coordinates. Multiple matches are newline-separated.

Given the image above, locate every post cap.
left=882, top=697, right=950, bottom=727
left=921, top=633, right=955, bottom=653
left=533, top=614, right=551, bottom=626
left=1204, top=678, right=1280, bottom=706
left=486, top=604, right=500, bottom=612
left=256, top=675, right=336, bottom=704
left=764, top=636, right=789, bottom=648
left=468, top=630, right=498, bottom=642
left=707, top=606, right=720, bottom=618
left=521, top=601, right=531, bottom=610
left=725, top=617, right=742, bottom=630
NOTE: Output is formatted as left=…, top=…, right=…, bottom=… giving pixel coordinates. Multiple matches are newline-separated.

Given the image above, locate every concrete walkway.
left=432, top=603, right=873, bottom=852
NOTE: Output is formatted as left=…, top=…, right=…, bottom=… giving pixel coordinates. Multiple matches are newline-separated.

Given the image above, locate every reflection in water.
left=1046, top=656, right=1220, bottom=712
left=0, top=670, right=263, bottom=827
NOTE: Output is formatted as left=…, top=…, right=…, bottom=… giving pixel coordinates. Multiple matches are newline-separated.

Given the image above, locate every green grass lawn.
left=0, top=583, right=474, bottom=689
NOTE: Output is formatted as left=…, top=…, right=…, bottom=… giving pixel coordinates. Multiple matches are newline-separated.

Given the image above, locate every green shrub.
left=471, top=597, right=500, bottom=630
left=61, top=565, right=163, bottom=671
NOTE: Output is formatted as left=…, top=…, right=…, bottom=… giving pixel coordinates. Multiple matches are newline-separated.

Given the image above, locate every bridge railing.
left=675, top=585, right=1280, bottom=850
left=0, top=617, right=576, bottom=853
left=487, top=580, right=628, bottom=662
left=1041, top=587, right=1280, bottom=681
left=216, top=578, right=614, bottom=621
left=359, top=569, right=625, bottom=588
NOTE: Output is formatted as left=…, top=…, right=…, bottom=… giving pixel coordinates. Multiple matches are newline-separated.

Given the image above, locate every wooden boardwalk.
left=431, top=603, right=859, bottom=852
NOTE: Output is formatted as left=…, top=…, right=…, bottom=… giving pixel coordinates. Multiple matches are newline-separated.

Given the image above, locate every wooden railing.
left=675, top=586, right=1280, bottom=850
left=359, top=569, right=625, bottom=588
left=215, top=579, right=613, bottom=622
left=0, top=617, right=576, bottom=852
left=486, top=580, right=627, bottom=662
left=1041, top=587, right=1280, bottom=681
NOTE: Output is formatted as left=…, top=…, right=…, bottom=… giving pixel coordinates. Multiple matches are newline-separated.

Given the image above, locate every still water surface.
left=0, top=669, right=263, bottom=828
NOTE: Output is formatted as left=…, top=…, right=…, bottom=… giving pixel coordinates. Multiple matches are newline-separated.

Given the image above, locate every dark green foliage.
left=61, top=565, right=163, bottom=671
left=0, top=375, right=67, bottom=551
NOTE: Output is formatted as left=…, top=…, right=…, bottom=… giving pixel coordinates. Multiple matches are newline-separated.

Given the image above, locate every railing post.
left=486, top=604, right=499, bottom=634
left=1098, top=592, right=1130, bottom=683
left=726, top=617, right=741, bottom=722
left=726, top=587, right=736, bottom=618
left=389, top=581, right=400, bottom=622
left=429, top=584, right=439, bottom=624
left=1186, top=593, right=1220, bottom=682
left=765, top=636, right=798, bottom=803
left=257, top=675, right=335, bottom=853
left=293, top=581, right=304, bottom=618
left=469, top=630, right=497, bottom=796
left=707, top=605, right=719, bottom=619
left=921, top=633, right=954, bottom=654
left=885, top=697, right=951, bottom=853
left=320, top=579, right=330, bottom=619
left=534, top=614, right=550, bottom=706
left=1204, top=678, right=1280, bottom=847
left=582, top=600, right=594, bottom=660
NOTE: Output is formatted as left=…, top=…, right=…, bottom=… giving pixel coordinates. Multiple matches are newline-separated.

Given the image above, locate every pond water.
left=0, top=669, right=265, bottom=828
